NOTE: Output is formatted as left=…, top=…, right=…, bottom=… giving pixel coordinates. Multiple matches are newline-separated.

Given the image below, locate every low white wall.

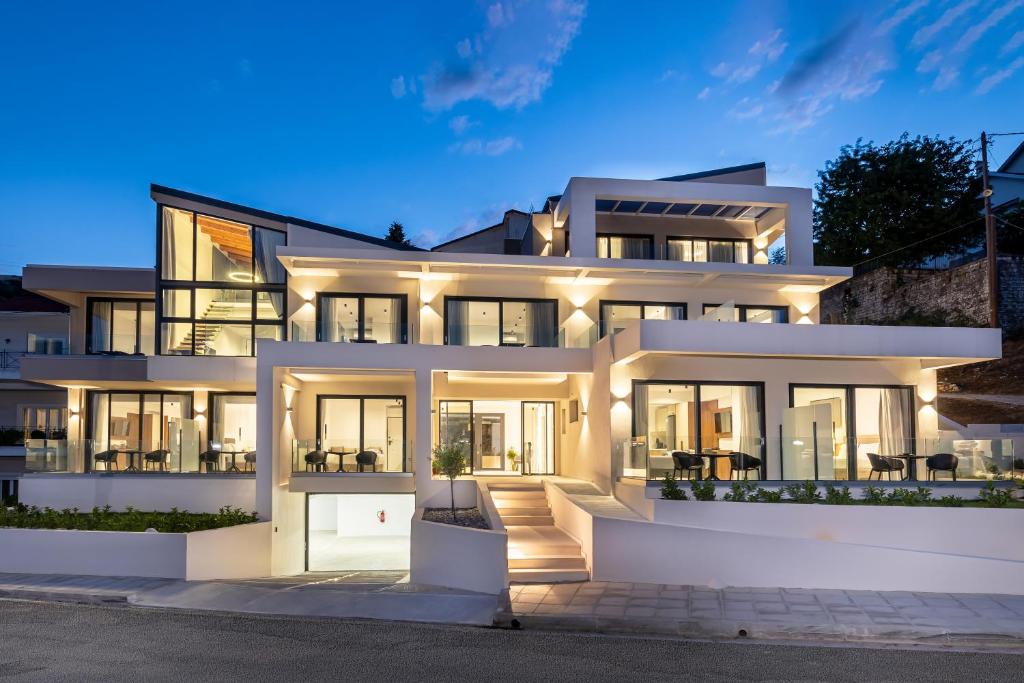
left=0, top=522, right=272, bottom=580
left=417, top=479, right=478, bottom=510
left=19, top=475, right=257, bottom=514
left=0, top=528, right=186, bottom=578
left=545, top=481, right=594, bottom=569
left=185, top=522, right=272, bottom=580
left=410, top=508, right=508, bottom=595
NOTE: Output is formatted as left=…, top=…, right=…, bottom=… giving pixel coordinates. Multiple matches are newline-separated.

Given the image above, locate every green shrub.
left=886, top=487, right=931, bottom=506
left=862, top=485, right=887, bottom=505
left=723, top=481, right=756, bottom=502
left=784, top=480, right=821, bottom=504
left=660, top=473, right=688, bottom=501
left=690, top=480, right=717, bottom=501
left=936, top=495, right=964, bottom=507
left=750, top=487, right=784, bottom=503
left=978, top=481, right=1014, bottom=508
left=0, top=504, right=257, bottom=532
left=823, top=484, right=855, bottom=505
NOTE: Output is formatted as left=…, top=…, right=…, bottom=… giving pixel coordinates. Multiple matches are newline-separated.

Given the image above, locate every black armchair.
left=199, top=450, right=222, bottom=473
left=304, top=450, right=328, bottom=472
left=729, top=452, right=762, bottom=480
left=93, top=450, right=119, bottom=471
left=671, top=451, right=704, bottom=480
left=355, top=450, right=379, bottom=473
left=867, top=452, right=905, bottom=480
left=243, top=451, right=256, bottom=472
left=143, top=449, right=170, bottom=472
left=925, top=452, right=959, bottom=481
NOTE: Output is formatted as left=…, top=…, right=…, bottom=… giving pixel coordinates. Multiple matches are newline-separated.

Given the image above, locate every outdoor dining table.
left=118, top=449, right=142, bottom=472
left=890, top=453, right=929, bottom=480
left=328, top=449, right=358, bottom=472
left=701, top=452, right=732, bottom=481
left=220, top=450, right=245, bottom=473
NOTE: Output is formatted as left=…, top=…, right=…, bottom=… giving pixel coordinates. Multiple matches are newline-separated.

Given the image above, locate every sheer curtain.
left=879, top=388, right=909, bottom=455
left=320, top=298, right=337, bottom=342
left=709, top=241, right=735, bottom=263
left=387, top=297, right=403, bottom=343
left=736, top=386, right=762, bottom=457
left=622, top=237, right=650, bottom=259
left=632, top=384, right=649, bottom=473
left=252, top=228, right=286, bottom=284
left=447, top=300, right=467, bottom=345
left=526, top=302, right=556, bottom=347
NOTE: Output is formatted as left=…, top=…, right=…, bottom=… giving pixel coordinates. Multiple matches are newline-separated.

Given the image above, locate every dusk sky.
left=2, top=0, right=1024, bottom=271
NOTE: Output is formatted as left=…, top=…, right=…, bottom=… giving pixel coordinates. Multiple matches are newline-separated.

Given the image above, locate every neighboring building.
left=16, top=167, right=1001, bottom=578
left=0, top=276, right=70, bottom=500
left=990, top=139, right=1024, bottom=208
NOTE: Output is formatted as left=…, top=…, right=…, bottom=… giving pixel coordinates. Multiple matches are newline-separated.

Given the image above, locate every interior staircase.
left=489, top=481, right=589, bottom=584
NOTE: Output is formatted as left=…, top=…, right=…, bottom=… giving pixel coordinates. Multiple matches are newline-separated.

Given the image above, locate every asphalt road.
left=0, top=599, right=1021, bottom=682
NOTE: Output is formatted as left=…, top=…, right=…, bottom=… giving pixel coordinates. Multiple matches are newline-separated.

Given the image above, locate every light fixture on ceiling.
left=228, top=271, right=255, bottom=283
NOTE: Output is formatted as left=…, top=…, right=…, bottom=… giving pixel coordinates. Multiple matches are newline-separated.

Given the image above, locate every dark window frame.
left=155, top=203, right=287, bottom=357
left=207, top=391, right=257, bottom=452
left=85, top=297, right=155, bottom=355
left=702, top=303, right=790, bottom=323
left=315, top=394, right=408, bottom=473
left=667, top=235, right=753, bottom=264
left=521, top=400, right=557, bottom=475
left=442, top=295, right=559, bottom=347
left=598, top=299, right=688, bottom=337
left=630, top=379, right=767, bottom=480
left=315, top=292, right=409, bottom=344
left=595, top=233, right=655, bottom=259
left=84, top=389, right=195, bottom=472
left=788, top=383, right=918, bottom=481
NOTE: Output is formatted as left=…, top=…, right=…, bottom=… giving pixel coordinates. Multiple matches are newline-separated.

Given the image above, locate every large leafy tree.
left=813, top=135, right=983, bottom=267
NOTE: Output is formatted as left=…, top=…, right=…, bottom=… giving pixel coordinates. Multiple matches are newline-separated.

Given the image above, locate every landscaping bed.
left=423, top=507, right=489, bottom=529
left=0, top=504, right=258, bottom=532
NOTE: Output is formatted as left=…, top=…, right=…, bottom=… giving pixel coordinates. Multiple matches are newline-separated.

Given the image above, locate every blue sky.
left=2, top=0, right=1024, bottom=271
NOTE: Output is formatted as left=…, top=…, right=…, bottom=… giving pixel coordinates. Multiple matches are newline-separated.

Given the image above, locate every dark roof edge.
left=997, top=141, right=1024, bottom=174
left=150, top=184, right=425, bottom=251
left=657, top=161, right=767, bottom=183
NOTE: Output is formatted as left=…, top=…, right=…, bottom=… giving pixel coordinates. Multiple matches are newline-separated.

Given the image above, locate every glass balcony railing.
left=292, top=439, right=410, bottom=474
left=25, top=439, right=74, bottom=472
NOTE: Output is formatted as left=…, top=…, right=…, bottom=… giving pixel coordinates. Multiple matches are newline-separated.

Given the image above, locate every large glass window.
left=87, top=299, right=155, bottom=354
left=599, top=300, right=687, bottom=337
left=209, top=393, right=257, bottom=458
left=157, top=206, right=286, bottom=356
left=87, top=391, right=198, bottom=472
left=438, top=400, right=556, bottom=475
left=596, top=234, right=654, bottom=259
left=631, top=382, right=764, bottom=481
left=318, top=294, right=407, bottom=344
left=313, top=396, right=406, bottom=473
left=702, top=304, right=789, bottom=323
left=445, top=297, right=557, bottom=347
left=668, top=237, right=750, bottom=264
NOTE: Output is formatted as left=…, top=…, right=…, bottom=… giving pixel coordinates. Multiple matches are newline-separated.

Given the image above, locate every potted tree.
left=506, top=447, right=519, bottom=472
left=433, top=443, right=468, bottom=520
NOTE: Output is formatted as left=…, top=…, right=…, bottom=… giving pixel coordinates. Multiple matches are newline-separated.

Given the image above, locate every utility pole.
left=981, top=131, right=999, bottom=329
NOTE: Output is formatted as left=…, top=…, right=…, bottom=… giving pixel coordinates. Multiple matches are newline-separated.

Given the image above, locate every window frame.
left=315, top=394, right=408, bottom=473
left=207, top=391, right=257, bottom=452
left=595, top=233, right=655, bottom=259
left=598, top=299, right=688, bottom=337
left=315, top=292, right=409, bottom=344
left=155, top=203, right=287, bottom=356
left=667, top=235, right=753, bottom=264
left=442, top=295, right=559, bottom=347
left=85, top=297, right=155, bottom=355
left=702, top=303, right=790, bottom=323
left=83, top=389, right=195, bottom=472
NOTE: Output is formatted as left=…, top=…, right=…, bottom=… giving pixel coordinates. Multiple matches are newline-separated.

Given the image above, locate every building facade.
left=15, top=165, right=1003, bottom=578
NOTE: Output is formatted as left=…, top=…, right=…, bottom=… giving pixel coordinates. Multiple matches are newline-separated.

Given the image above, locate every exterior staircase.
left=489, top=481, right=589, bottom=584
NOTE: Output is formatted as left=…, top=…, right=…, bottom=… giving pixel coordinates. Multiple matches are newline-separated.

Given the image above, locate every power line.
left=850, top=216, right=985, bottom=268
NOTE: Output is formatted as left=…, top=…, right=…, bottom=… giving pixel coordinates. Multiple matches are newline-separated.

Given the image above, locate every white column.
left=565, top=181, right=597, bottom=258
left=784, top=188, right=814, bottom=266
left=413, top=369, right=433, bottom=497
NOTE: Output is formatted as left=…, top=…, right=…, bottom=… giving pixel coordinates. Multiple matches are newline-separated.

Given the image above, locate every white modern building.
left=14, top=164, right=1008, bottom=585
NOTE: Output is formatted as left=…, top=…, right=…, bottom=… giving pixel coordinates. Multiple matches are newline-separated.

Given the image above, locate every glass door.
left=474, top=413, right=505, bottom=471
left=439, top=401, right=473, bottom=473
left=522, top=402, right=555, bottom=475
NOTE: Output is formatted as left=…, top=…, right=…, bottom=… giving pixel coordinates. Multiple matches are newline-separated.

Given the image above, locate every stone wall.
left=819, top=256, right=1024, bottom=334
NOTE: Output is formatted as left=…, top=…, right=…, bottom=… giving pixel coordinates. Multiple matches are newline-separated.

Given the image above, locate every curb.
left=500, top=612, right=1024, bottom=651
left=0, top=588, right=132, bottom=606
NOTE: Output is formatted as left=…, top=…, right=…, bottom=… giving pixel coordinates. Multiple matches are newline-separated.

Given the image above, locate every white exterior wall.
left=18, top=474, right=256, bottom=513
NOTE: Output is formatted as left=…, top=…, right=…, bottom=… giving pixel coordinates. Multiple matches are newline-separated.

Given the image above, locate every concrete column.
left=785, top=188, right=814, bottom=266
left=565, top=182, right=597, bottom=258
left=255, top=362, right=276, bottom=520
left=413, top=369, right=433, bottom=497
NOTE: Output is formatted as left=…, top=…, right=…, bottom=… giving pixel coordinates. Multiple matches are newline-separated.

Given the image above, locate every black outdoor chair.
left=199, top=450, right=222, bottom=473
left=671, top=451, right=704, bottom=481
left=304, top=450, right=328, bottom=472
left=93, top=450, right=119, bottom=471
left=143, top=449, right=170, bottom=472
left=729, top=452, right=762, bottom=480
left=243, top=451, right=256, bottom=472
left=867, top=452, right=905, bottom=480
left=925, top=452, right=959, bottom=481
left=355, top=450, right=378, bottom=473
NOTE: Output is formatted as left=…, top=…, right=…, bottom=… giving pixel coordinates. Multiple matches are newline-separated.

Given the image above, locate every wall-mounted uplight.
left=69, top=407, right=80, bottom=417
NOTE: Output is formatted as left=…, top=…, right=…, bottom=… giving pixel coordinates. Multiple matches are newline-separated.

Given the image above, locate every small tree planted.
left=433, top=443, right=468, bottom=519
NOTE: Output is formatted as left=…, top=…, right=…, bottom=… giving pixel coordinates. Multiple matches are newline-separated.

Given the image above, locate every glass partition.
left=599, top=301, right=687, bottom=337
left=210, top=394, right=257, bottom=471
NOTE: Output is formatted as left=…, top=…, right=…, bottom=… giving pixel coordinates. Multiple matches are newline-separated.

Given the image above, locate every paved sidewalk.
left=504, top=581, right=1024, bottom=649
left=0, top=572, right=500, bottom=626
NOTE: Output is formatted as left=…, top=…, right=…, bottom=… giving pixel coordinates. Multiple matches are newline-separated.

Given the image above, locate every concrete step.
left=490, top=490, right=547, bottom=502
left=492, top=506, right=551, bottom=516
left=506, top=527, right=581, bottom=556
left=509, top=568, right=590, bottom=584
left=508, top=555, right=587, bottom=570
left=488, top=482, right=545, bottom=491
left=500, top=515, right=554, bottom=526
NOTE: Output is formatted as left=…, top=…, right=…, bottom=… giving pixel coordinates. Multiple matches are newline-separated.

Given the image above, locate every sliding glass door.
left=317, top=396, right=406, bottom=472
left=445, top=297, right=558, bottom=347
left=438, top=400, right=556, bottom=474
left=522, top=402, right=555, bottom=475
left=86, top=391, right=197, bottom=472
left=317, top=293, right=407, bottom=344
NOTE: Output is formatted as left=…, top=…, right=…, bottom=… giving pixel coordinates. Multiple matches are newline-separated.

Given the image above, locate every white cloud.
left=748, top=29, right=787, bottom=62
left=710, top=62, right=729, bottom=78
left=418, top=0, right=586, bottom=111
left=932, top=65, right=959, bottom=90
left=911, top=0, right=978, bottom=48
left=1003, top=29, right=1024, bottom=55
left=729, top=97, right=764, bottom=120
left=390, top=75, right=407, bottom=98
left=916, top=49, right=942, bottom=73
left=975, top=55, right=1024, bottom=94
left=711, top=29, right=786, bottom=86
left=696, top=86, right=710, bottom=100
left=875, top=0, right=930, bottom=36
left=449, top=136, right=522, bottom=156
left=951, top=0, right=1022, bottom=54
left=448, top=115, right=475, bottom=135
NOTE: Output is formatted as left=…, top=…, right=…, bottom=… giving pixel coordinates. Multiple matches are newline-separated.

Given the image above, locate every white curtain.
left=736, top=386, right=762, bottom=456
left=879, top=388, right=909, bottom=455
left=526, top=301, right=556, bottom=347
left=633, top=384, right=649, bottom=472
